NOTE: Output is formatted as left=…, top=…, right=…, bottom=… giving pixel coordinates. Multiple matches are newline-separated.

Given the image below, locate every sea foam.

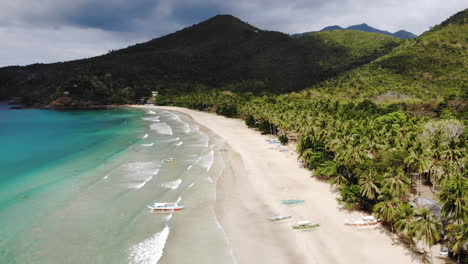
left=177, top=121, right=191, bottom=134
left=126, top=162, right=158, bottom=189
left=150, top=123, right=173, bottom=135
left=199, top=151, right=214, bottom=172
left=141, top=143, right=154, bottom=147
left=130, top=176, right=153, bottom=189
left=143, top=116, right=160, bottom=122
left=128, top=226, right=170, bottom=264
left=146, top=110, right=156, bottom=115
left=161, top=178, right=182, bottom=190
left=142, top=133, right=149, bottom=139
left=166, top=112, right=191, bottom=133
left=189, top=133, right=209, bottom=148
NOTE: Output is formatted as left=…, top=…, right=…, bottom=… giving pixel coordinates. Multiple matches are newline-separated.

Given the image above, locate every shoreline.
left=129, top=105, right=419, bottom=264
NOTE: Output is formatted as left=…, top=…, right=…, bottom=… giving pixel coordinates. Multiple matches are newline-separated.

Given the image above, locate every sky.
left=0, top=0, right=465, bottom=67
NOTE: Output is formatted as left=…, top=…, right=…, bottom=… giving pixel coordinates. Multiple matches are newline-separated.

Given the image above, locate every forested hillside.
left=311, top=9, right=468, bottom=101
left=0, top=15, right=401, bottom=107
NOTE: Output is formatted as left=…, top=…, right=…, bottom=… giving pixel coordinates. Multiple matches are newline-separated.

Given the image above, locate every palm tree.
left=404, top=142, right=432, bottom=196
left=442, top=138, right=464, bottom=165
left=446, top=224, right=467, bottom=263
left=394, top=203, right=416, bottom=249
left=330, top=172, right=349, bottom=187
left=374, top=199, right=399, bottom=240
left=439, top=173, right=467, bottom=224
left=359, top=169, right=381, bottom=200
left=298, top=149, right=315, bottom=168
left=383, top=168, right=410, bottom=200
left=414, top=208, right=442, bottom=263
left=341, top=136, right=369, bottom=167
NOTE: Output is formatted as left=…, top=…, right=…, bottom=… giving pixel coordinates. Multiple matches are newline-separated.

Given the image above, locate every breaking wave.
left=126, top=162, right=158, bottom=189
left=161, top=178, right=182, bottom=190
left=150, top=123, right=173, bottom=135
left=143, top=116, right=160, bottom=122
left=128, top=226, right=170, bottom=264
left=199, top=151, right=214, bottom=172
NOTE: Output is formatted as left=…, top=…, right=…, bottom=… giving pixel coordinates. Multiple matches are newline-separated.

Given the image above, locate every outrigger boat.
left=281, top=200, right=305, bottom=204
left=269, top=215, right=291, bottom=221
left=163, top=158, right=176, bottom=163
left=344, top=216, right=380, bottom=226
left=292, top=221, right=320, bottom=230
left=147, top=202, right=184, bottom=212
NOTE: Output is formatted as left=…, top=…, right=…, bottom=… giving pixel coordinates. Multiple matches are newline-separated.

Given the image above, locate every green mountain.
left=311, top=9, right=468, bottom=101
left=294, top=24, right=417, bottom=39
left=392, top=30, right=417, bottom=39
left=0, top=15, right=401, bottom=107
left=321, top=25, right=343, bottom=31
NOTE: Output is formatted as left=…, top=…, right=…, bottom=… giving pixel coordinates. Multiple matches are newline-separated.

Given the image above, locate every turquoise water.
left=0, top=103, right=147, bottom=261
left=0, top=103, right=146, bottom=189
left=0, top=103, right=233, bottom=264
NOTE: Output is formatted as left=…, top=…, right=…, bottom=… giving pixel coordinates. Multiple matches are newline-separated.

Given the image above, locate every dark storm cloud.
left=0, top=0, right=466, bottom=66
left=64, top=0, right=157, bottom=31
left=171, top=3, right=224, bottom=25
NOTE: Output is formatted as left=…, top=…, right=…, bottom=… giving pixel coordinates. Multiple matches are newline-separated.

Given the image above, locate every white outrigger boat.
left=292, top=220, right=320, bottom=230
left=269, top=215, right=291, bottom=221
left=344, top=216, right=380, bottom=226
left=147, top=202, right=184, bottom=212
left=163, top=158, right=176, bottom=163
left=265, top=139, right=281, bottom=144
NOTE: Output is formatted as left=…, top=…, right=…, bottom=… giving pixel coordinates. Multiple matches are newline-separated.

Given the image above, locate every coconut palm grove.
left=1, top=7, right=467, bottom=264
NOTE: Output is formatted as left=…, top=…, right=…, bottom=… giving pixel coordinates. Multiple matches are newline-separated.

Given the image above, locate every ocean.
left=0, top=102, right=233, bottom=264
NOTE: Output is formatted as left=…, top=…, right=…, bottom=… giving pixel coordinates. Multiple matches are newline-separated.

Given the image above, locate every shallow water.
left=0, top=103, right=233, bottom=264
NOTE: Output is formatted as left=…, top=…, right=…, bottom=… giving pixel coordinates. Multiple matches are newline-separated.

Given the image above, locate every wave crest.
left=128, top=226, right=169, bottom=264
left=150, top=123, right=173, bottom=135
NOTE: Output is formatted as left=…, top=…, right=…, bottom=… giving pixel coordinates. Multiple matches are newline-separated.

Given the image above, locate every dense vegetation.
left=297, top=30, right=402, bottom=73
left=162, top=9, right=468, bottom=263
left=0, top=15, right=401, bottom=107
left=166, top=87, right=467, bottom=263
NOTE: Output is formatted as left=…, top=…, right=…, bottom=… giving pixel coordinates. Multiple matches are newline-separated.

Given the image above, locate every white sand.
left=130, top=105, right=419, bottom=264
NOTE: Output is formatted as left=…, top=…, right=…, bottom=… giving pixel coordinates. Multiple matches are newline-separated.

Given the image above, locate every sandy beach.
left=131, top=105, right=419, bottom=264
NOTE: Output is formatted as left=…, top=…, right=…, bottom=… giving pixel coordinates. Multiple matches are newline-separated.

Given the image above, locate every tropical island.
left=0, top=7, right=466, bottom=264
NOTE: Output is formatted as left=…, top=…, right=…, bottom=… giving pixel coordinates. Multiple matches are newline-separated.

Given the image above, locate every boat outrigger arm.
left=269, top=215, right=292, bottom=221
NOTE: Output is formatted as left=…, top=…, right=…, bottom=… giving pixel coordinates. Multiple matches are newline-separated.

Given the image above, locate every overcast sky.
left=0, top=0, right=465, bottom=67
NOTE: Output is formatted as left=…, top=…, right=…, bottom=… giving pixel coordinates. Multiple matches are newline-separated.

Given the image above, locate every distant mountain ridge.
left=294, top=23, right=417, bottom=39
